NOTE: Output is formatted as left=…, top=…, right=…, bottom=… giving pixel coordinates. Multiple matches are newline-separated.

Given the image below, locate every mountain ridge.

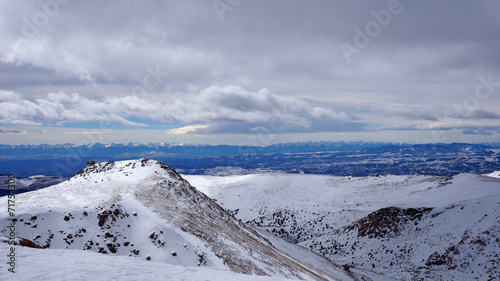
left=0, top=159, right=357, bottom=280
left=186, top=172, right=500, bottom=280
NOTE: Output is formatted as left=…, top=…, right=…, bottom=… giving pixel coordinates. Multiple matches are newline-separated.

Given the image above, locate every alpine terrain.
left=186, top=170, right=500, bottom=280
left=1, top=159, right=361, bottom=281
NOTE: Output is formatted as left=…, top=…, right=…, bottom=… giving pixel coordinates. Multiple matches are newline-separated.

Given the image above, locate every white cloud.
left=311, top=107, right=349, bottom=120
left=0, top=90, right=146, bottom=126
left=0, top=1, right=498, bottom=144
left=167, top=125, right=209, bottom=135
left=0, top=86, right=350, bottom=132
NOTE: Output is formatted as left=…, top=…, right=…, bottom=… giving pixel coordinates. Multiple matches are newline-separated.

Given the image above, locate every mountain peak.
left=1, top=159, right=349, bottom=280
left=73, top=158, right=184, bottom=184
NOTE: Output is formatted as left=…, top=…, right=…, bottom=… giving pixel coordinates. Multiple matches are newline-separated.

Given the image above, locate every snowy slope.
left=0, top=243, right=292, bottom=281
left=0, top=159, right=355, bottom=280
left=483, top=170, right=500, bottom=178
left=184, top=172, right=500, bottom=281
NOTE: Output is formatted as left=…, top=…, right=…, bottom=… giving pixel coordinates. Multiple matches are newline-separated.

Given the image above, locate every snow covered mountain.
left=185, top=171, right=500, bottom=281
left=0, top=242, right=310, bottom=281
left=0, top=159, right=358, bottom=280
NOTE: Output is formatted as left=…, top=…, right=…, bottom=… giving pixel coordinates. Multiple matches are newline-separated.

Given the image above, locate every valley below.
left=185, top=171, right=500, bottom=280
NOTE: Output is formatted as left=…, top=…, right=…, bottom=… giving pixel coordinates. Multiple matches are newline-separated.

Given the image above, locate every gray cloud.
left=0, top=87, right=350, bottom=132
left=169, top=119, right=366, bottom=135
left=379, top=105, right=440, bottom=121
left=0, top=1, right=499, bottom=144
left=445, top=108, right=500, bottom=120
left=462, top=129, right=497, bottom=136
left=379, top=104, right=500, bottom=121
left=1, top=1, right=498, bottom=90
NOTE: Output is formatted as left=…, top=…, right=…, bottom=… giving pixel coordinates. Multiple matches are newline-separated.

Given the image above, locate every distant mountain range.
left=0, top=141, right=397, bottom=159
left=1, top=142, right=499, bottom=177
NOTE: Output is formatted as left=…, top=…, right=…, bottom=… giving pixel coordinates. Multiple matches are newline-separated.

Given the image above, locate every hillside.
left=0, top=159, right=357, bottom=280
left=0, top=242, right=297, bottom=281
left=185, top=171, right=500, bottom=280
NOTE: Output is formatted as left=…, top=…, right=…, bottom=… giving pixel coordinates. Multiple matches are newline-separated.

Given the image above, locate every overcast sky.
left=1, top=0, right=499, bottom=145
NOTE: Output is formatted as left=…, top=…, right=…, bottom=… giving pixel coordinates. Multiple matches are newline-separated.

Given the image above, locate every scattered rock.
left=106, top=243, right=118, bottom=253
left=340, top=207, right=433, bottom=238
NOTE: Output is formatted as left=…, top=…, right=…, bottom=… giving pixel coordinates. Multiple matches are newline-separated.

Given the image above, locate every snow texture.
left=483, top=170, right=500, bottom=179
left=0, top=242, right=293, bottom=281
left=185, top=171, right=500, bottom=281
left=1, top=159, right=353, bottom=281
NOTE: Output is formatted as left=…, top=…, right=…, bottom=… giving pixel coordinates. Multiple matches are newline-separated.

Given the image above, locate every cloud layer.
left=0, top=1, right=499, bottom=143
left=1, top=86, right=352, bottom=133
